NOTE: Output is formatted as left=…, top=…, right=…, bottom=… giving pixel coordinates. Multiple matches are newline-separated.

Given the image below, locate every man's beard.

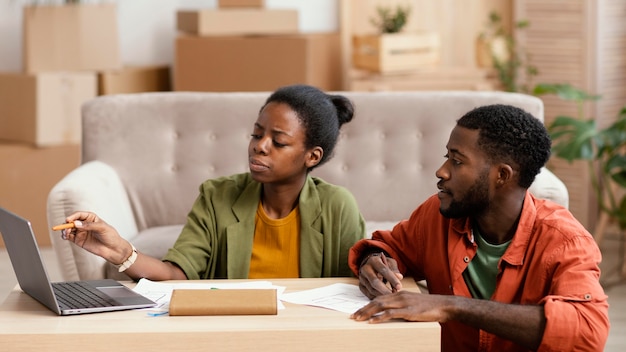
left=440, top=171, right=490, bottom=219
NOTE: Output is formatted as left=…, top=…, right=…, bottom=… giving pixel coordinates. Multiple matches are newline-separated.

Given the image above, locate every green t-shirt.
left=462, top=226, right=511, bottom=299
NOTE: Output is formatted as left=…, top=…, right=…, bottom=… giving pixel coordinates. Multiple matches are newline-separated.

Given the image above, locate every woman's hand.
left=59, top=211, right=131, bottom=265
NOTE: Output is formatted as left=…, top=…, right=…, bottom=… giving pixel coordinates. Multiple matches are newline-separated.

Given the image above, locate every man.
left=349, top=104, right=609, bottom=351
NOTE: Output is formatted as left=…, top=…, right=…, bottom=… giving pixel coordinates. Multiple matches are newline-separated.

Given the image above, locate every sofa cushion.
left=47, top=161, right=139, bottom=281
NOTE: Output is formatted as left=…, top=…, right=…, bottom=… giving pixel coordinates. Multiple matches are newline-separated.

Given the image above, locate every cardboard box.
left=0, top=143, right=80, bottom=248
left=174, top=33, right=342, bottom=92
left=218, top=0, right=265, bottom=8
left=98, top=65, right=171, bottom=95
left=177, top=9, right=298, bottom=36
left=0, top=72, right=97, bottom=147
left=23, top=3, right=121, bottom=73
left=352, top=32, right=440, bottom=73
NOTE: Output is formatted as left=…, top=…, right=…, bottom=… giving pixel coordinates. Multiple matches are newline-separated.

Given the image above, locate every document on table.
left=133, top=278, right=286, bottom=315
left=280, top=283, right=371, bottom=314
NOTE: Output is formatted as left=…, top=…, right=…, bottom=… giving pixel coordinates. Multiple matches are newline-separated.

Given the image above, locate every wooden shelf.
left=348, top=67, right=500, bottom=91
left=339, top=0, right=513, bottom=91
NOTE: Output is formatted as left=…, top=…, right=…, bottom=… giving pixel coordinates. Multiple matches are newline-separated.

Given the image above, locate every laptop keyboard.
left=52, top=281, right=118, bottom=310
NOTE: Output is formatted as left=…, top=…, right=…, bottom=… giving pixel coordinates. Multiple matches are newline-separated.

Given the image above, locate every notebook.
left=0, top=207, right=157, bottom=315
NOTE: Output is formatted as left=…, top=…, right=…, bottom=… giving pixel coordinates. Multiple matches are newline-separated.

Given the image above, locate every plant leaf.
left=548, top=116, right=597, bottom=161
left=533, top=83, right=601, bottom=102
left=606, top=155, right=626, bottom=188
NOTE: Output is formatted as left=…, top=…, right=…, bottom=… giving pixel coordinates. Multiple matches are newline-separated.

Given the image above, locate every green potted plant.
left=369, top=4, right=411, bottom=34
left=534, top=83, right=626, bottom=232
left=477, top=11, right=538, bottom=93
left=352, top=4, right=440, bottom=73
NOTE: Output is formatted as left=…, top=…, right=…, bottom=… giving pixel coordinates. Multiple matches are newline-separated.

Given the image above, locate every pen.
left=380, top=252, right=388, bottom=267
left=379, top=252, right=397, bottom=292
left=51, top=223, right=76, bottom=231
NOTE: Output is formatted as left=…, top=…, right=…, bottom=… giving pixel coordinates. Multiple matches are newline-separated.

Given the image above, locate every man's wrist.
left=359, top=250, right=389, bottom=270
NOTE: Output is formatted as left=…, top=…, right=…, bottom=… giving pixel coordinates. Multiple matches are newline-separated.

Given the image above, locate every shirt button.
left=463, top=256, right=470, bottom=263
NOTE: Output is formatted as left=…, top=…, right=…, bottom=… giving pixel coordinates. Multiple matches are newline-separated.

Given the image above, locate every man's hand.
left=351, top=291, right=453, bottom=323
left=351, top=290, right=547, bottom=351
left=357, top=252, right=404, bottom=299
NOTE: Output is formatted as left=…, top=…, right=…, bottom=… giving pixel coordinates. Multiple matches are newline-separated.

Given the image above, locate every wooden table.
left=0, top=277, right=440, bottom=352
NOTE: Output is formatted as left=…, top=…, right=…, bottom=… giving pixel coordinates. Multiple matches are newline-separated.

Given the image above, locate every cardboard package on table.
left=0, top=143, right=80, bottom=248
left=174, top=33, right=341, bottom=92
left=98, top=65, right=171, bottom=95
left=169, top=289, right=277, bottom=315
left=0, top=72, right=97, bottom=147
left=177, top=9, right=298, bottom=36
left=23, top=3, right=121, bottom=73
left=218, top=0, right=265, bottom=8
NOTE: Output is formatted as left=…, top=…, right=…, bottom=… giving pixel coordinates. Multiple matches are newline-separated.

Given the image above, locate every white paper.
left=280, top=283, right=371, bottom=314
left=133, top=278, right=286, bottom=315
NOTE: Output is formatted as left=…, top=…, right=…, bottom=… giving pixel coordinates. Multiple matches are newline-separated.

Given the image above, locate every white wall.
left=0, top=0, right=339, bottom=72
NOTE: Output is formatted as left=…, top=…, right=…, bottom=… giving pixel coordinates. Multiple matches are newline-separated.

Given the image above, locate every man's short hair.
left=457, top=104, right=551, bottom=188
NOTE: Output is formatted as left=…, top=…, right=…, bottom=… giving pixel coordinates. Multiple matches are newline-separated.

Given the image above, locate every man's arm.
left=449, top=295, right=545, bottom=350
left=351, top=291, right=545, bottom=351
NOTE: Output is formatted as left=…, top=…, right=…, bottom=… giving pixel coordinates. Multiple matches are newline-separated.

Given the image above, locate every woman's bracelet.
left=116, top=243, right=138, bottom=272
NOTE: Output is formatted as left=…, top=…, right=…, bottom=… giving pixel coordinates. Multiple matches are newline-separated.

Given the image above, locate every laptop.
left=0, top=207, right=156, bottom=315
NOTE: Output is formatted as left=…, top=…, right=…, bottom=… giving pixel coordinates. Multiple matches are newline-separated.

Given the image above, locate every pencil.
left=379, top=252, right=396, bottom=292
left=51, top=223, right=75, bottom=231
left=380, top=252, right=388, bottom=266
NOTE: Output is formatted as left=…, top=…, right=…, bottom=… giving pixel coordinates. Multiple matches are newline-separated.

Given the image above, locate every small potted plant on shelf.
left=369, top=4, right=410, bottom=34
left=352, top=4, right=440, bottom=74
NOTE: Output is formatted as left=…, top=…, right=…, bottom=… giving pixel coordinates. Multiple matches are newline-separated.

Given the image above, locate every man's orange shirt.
left=349, top=192, right=609, bottom=352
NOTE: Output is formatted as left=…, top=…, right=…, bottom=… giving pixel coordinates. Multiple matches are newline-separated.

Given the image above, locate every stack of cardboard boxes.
left=174, top=0, right=342, bottom=92
left=0, top=3, right=168, bottom=247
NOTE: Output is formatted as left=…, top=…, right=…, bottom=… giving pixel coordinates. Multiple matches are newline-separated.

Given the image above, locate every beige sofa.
left=47, top=91, right=568, bottom=281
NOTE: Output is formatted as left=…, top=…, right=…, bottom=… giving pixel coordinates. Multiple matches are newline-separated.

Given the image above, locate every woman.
left=56, top=84, right=366, bottom=280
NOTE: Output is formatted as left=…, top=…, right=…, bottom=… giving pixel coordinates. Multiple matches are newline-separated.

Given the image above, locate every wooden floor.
left=1, top=235, right=625, bottom=351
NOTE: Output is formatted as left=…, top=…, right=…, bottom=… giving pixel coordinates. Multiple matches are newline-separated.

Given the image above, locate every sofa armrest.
left=529, top=167, right=569, bottom=209
left=47, top=161, right=138, bottom=281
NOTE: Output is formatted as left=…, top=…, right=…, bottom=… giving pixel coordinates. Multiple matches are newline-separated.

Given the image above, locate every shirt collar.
left=451, top=191, right=537, bottom=266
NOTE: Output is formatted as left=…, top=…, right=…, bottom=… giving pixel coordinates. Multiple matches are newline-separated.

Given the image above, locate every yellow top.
left=248, top=202, right=301, bottom=278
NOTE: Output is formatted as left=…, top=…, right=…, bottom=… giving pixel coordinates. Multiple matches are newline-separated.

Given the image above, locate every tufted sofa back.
left=81, top=91, right=550, bottom=231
